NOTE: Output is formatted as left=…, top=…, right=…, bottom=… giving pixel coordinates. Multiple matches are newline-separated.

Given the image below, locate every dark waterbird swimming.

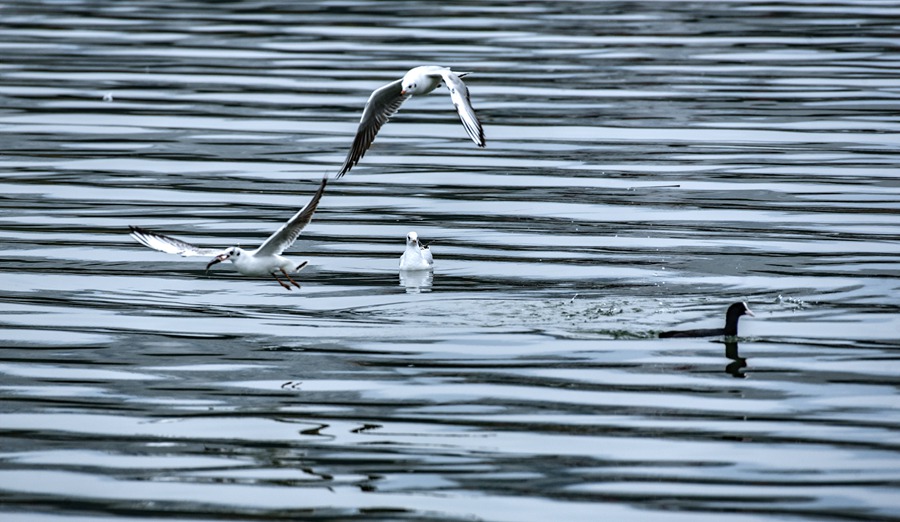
left=659, top=302, right=754, bottom=338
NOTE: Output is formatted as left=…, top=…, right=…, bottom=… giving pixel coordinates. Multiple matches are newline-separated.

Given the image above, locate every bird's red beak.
left=206, top=253, right=229, bottom=274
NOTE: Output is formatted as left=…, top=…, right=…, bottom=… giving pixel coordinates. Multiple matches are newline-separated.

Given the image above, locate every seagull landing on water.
left=399, top=231, right=434, bottom=271
left=337, top=65, right=486, bottom=178
left=129, top=178, right=327, bottom=291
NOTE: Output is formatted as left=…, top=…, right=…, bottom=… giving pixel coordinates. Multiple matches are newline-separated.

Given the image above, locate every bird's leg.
left=272, top=272, right=292, bottom=291
left=280, top=268, right=301, bottom=289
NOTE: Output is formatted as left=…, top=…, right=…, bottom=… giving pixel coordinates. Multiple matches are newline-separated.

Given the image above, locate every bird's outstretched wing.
left=129, top=226, right=224, bottom=257
left=255, top=177, right=328, bottom=257
left=440, top=70, right=485, bottom=148
left=337, top=78, right=409, bottom=178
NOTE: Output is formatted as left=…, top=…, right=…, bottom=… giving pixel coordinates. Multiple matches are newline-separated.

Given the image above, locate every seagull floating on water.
left=129, top=178, right=327, bottom=290
left=337, top=65, right=485, bottom=178
left=399, top=231, right=434, bottom=271
left=659, top=302, right=754, bottom=338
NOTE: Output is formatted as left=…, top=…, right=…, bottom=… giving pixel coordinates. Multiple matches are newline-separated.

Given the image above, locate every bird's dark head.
left=723, top=302, right=754, bottom=336
left=728, top=301, right=754, bottom=319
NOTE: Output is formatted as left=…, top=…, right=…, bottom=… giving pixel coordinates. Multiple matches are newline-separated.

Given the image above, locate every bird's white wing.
left=129, top=226, right=223, bottom=257
left=440, top=70, right=485, bottom=148
left=337, top=78, right=409, bottom=178
left=422, top=246, right=434, bottom=265
left=255, top=177, right=328, bottom=257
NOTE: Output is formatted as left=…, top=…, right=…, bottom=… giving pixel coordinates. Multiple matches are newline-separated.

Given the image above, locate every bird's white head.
left=206, top=246, right=245, bottom=272
left=400, top=71, right=421, bottom=96
left=406, top=231, right=420, bottom=247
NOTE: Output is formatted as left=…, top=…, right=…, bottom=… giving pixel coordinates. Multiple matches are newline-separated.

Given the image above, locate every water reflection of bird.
left=400, top=270, right=433, bottom=294
left=724, top=341, right=747, bottom=378
left=337, top=65, right=485, bottom=178
left=129, top=178, right=327, bottom=290
left=399, top=231, right=434, bottom=271
left=659, top=302, right=754, bottom=338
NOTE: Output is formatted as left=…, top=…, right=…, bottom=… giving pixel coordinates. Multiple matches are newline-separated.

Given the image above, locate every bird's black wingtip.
left=335, top=159, right=355, bottom=179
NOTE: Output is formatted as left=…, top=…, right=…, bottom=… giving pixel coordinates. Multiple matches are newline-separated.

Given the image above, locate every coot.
left=659, top=302, right=753, bottom=338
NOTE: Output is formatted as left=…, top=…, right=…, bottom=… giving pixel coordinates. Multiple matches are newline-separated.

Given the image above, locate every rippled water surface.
left=2, top=1, right=900, bottom=521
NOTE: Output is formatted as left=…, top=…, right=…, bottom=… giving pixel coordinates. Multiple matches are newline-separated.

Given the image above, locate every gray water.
left=2, top=1, right=899, bottom=521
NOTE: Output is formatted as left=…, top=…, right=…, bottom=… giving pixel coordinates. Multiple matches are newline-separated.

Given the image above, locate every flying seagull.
left=337, top=65, right=485, bottom=178
left=129, top=178, right=327, bottom=290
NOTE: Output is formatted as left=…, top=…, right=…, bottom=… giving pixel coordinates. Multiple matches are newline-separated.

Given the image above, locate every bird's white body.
left=337, top=65, right=485, bottom=178
left=399, top=231, right=434, bottom=271
left=129, top=178, right=327, bottom=290
left=222, top=248, right=304, bottom=277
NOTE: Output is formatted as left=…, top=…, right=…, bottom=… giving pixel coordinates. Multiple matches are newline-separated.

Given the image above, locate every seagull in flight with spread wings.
left=129, top=178, right=327, bottom=290
left=337, top=65, right=485, bottom=178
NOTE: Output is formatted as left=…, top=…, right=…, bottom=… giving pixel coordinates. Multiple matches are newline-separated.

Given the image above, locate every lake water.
left=1, top=1, right=899, bottom=521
